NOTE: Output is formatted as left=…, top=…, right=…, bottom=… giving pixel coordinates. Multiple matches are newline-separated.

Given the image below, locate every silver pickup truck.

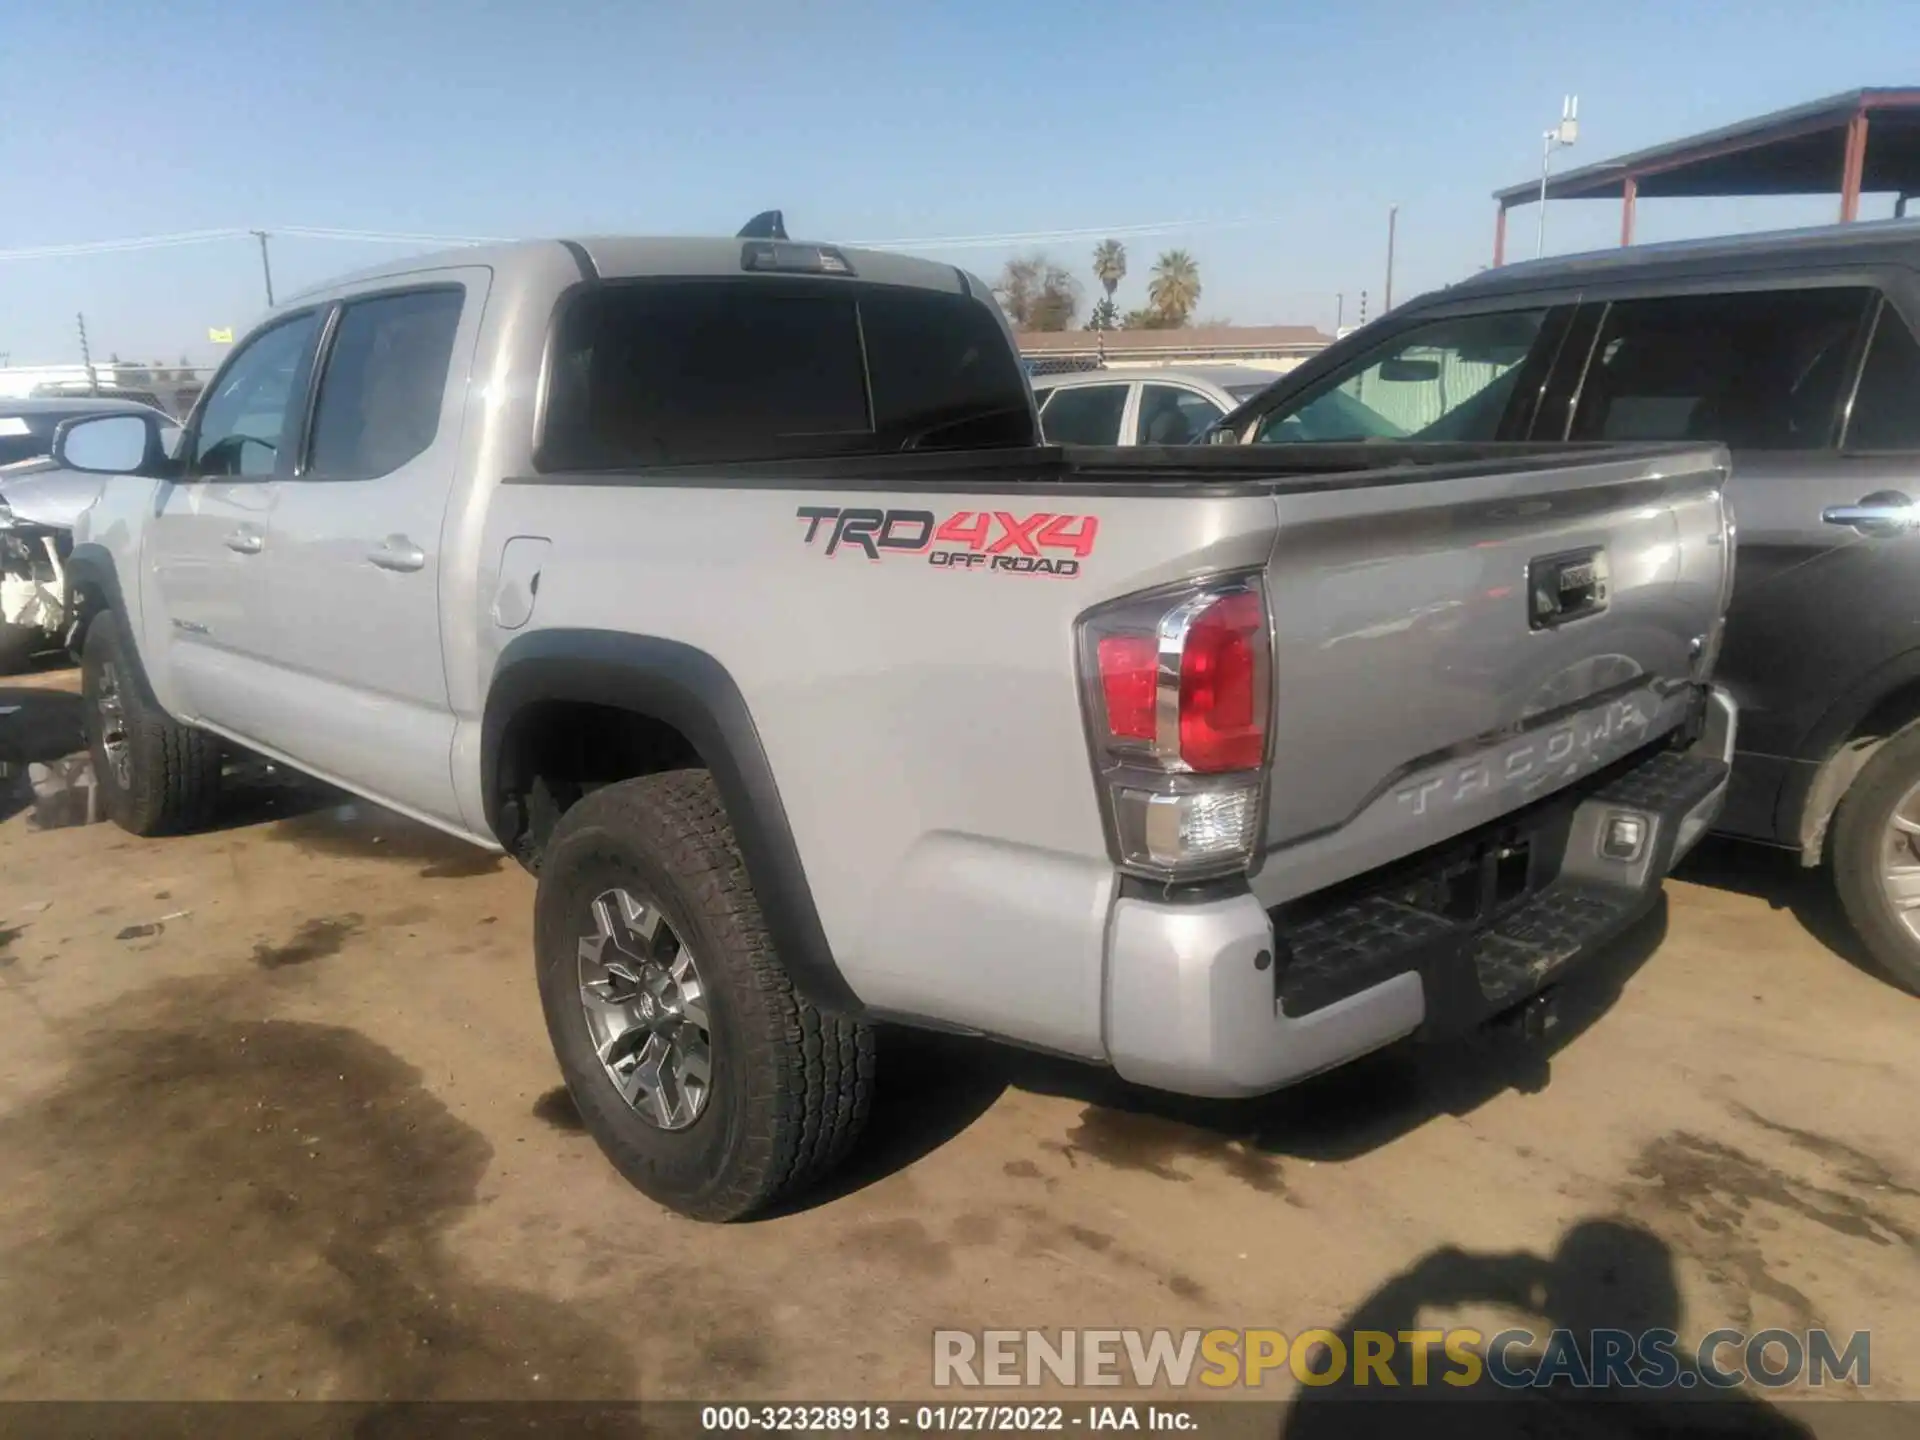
left=50, top=230, right=1736, bottom=1220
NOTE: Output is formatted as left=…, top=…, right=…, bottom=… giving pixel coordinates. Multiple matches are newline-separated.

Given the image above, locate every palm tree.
left=1092, top=239, right=1127, bottom=302
left=1148, top=250, right=1202, bottom=326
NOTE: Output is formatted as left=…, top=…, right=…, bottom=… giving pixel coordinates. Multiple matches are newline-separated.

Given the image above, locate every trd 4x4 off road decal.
left=795, top=506, right=1096, bottom=577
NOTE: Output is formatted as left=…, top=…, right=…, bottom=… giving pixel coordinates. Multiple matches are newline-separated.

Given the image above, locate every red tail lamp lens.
left=1097, top=634, right=1158, bottom=742
left=1178, top=591, right=1267, bottom=772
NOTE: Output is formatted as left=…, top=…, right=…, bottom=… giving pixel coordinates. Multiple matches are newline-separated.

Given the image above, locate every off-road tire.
left=1831, top=722, right=1920, bottom=994
left=0, top=622, right=42, bottom=674
left=534, top=769, right=874, bottom=1220
left=81, top=610, right=221, bottom=836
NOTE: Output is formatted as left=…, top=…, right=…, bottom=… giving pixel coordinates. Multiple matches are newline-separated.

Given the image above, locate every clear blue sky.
left=1, top=0, right=1910, bottom=366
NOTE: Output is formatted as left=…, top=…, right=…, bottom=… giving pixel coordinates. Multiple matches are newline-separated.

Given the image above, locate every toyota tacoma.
left=50, top=226, right=1736, bottom=1219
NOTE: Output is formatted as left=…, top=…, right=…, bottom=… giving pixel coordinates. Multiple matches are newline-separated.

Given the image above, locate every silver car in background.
left=1032, top=364, right=1276, bottom=446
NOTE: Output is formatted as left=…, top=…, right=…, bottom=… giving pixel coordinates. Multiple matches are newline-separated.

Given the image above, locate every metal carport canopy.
left=1490, top=88, right=1920, bottom=264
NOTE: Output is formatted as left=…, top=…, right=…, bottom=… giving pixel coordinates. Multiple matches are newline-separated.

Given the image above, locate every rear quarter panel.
left=478, top=480, right=1280, bottom=1057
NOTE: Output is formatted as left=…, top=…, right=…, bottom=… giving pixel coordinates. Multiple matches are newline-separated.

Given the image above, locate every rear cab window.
left=537, top=279, right=1034, bottom=469
left=306, top=288, right=465, bottom=479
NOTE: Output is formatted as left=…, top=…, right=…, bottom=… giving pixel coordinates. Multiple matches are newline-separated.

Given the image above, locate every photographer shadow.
left=1282, top=1218, right=1813, bottom=1439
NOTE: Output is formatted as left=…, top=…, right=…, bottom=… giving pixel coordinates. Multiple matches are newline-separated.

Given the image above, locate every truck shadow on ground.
left=0, top=694, right=503, bottom=880
left=1278, top=1218, right=1814, bottom=1438
left=797, top=901, right=1670, bottom=1212
left=1673, top=836, right=1897, bottom=988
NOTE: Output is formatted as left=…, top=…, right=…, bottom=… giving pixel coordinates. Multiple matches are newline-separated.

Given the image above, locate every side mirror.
left=1377, top=358, right=1441, bottom=383
left=1205, top=425, right=1240, bottom=445
left=50, top=413, right=175, bottom=476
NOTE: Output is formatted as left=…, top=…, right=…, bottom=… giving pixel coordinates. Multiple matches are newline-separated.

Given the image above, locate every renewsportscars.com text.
left=932, top=1327, right=1870, bottom=1390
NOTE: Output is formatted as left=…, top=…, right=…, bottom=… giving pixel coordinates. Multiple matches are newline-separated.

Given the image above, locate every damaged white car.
left=0, top=398, right=179, bottom=671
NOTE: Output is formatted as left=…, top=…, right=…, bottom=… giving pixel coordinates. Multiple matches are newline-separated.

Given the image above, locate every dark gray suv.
left=1219, top=217, right=1920, bottom=990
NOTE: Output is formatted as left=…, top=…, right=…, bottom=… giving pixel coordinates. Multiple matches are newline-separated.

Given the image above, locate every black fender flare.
left=482, top=629, right=863, bottom=1015
left=63, top=543, right=129, bottom=654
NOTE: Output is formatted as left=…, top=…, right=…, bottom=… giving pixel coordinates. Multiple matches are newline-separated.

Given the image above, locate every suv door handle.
left=367, top=535, right=427, bottom=573
left=1823, top=490, right=1918, bottom=537
left=223, top=529, right=263, bottom=554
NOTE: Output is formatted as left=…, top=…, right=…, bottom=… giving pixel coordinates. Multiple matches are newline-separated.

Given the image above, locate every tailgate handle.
left=1528, top=548, right=1609, bottom=630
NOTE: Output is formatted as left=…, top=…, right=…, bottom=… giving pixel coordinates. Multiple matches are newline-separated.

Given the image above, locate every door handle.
left=223, top=529, right=263, bottom=554
left=1823, top=489, right=1918, bottom=538
left=368, top=535, right=427, bottom=573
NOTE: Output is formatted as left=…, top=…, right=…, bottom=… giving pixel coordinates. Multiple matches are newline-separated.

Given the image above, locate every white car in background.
left=1031, top=365, right=1277, bottom=446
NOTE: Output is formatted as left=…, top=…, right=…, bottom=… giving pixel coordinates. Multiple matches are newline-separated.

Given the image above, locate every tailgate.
left=1252, top=444, right=1731, bottom=906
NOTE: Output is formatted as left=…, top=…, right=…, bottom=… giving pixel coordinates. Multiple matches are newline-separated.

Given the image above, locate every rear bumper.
left=1103, top=687, right=1735, bottom=1098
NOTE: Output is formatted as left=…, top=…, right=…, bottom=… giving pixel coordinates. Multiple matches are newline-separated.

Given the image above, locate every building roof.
left=1015, top=324, right=1331, bottom=355
left=1493, top=87, right=1920, bottom=205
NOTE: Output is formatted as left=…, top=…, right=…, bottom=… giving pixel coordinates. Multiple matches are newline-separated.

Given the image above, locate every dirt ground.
left=0, top=662, right=1916, bottom=1432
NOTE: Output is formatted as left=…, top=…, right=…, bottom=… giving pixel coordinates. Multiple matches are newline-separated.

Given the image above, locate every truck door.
left=145, top=310, right=322, bottom=738
left=252, top=272, right=488, bottom=825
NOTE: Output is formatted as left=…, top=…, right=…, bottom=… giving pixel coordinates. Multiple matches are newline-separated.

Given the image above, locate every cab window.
left=1253, top=309, right=1549, bottom=444
left=192, top=314, right=322, bottom=477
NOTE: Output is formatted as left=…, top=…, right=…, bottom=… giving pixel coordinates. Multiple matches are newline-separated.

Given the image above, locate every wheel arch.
left=63, top=542, right=123, bottom=657
left=482, top=629, right=863, bottom=1014
left=1786, top=648, right=1920, bottom=864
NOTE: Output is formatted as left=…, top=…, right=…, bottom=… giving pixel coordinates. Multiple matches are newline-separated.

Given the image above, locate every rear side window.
left=539, top=280, right=1032, bottom=469
left=1137, top=384, right=1224, bottom=445
left=1570, top=289, right=1870, bottom=450
left=308, top=289, right=464, bottom=478
left=1845, top=303, right=1920, bottom=450
left=1040, top=385, right=1128, bottom=444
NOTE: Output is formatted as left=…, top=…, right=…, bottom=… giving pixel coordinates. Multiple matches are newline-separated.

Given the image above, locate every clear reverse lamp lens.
left=1114, top=783, right=1261, bottom=871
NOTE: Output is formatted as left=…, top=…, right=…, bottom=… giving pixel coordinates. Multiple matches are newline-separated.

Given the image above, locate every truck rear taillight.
left=1077, top=575, right=1273, bottom=880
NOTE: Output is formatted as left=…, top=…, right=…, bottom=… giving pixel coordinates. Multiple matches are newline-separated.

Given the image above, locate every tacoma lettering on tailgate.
left=796, top=506, right=1096, bottom=577
left=1393, top=695, right=1653, bottom=818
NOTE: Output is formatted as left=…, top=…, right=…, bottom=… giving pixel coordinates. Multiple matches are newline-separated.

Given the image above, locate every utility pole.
left=251, top=229, right=276, bottom=307
left=1335, top=292, right=1345, bottom=333
left=1537, top=95, right=1580, bottom=258
left=1384, top=205, right=1399, bottom=313
left=77, top=313, right=98, bottom=396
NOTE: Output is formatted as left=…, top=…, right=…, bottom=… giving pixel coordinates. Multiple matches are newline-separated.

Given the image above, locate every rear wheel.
left=80, top=611, right=221, bottom=836
left=533, top=769, right=873, bottom=1220
left=1831, top=722, right=1920, bottom=994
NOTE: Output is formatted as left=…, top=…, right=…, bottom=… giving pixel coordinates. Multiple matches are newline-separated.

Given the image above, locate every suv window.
left=307, top=289, right=464, bottom=478
left=1040, top=384, right=1128, bottom=444
left=1570, top=288, right=1870, bottom=450
left=539, top=280, right=1032, bottom=469
left=1137, top=384, right=1223, bottom=445
left=1845, top=303, right=1920, bottom=450
left=193, top=314, right=321, bottom=477
left=1253, top=309, right=1549, bottom=444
